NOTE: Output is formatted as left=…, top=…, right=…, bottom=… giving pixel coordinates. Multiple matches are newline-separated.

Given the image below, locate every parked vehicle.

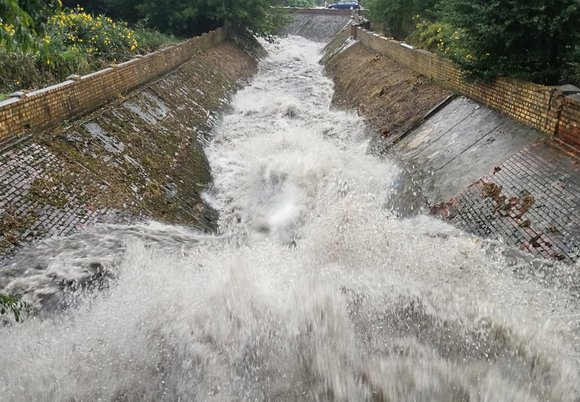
left=327, top=1, right=360, bottom=9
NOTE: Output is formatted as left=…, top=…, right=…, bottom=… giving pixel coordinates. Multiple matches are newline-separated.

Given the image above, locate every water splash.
left=1, top=36, right=579, bottom=401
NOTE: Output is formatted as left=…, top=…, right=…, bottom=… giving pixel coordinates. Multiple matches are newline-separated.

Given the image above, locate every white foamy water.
left=1, top=36, right=579, bottom=401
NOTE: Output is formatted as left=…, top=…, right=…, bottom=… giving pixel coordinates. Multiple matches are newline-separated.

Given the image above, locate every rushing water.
left=1, top=36, right=580, bottom=401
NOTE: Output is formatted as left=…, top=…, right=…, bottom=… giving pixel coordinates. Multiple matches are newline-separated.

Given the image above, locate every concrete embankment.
left=0, top=37, right=260, bottom=259
left=1, top=12, right=578, bottom=264
left=282, top=9, right=352, bottom=42
left=324, top=37, right=450, bottom=145
left=322, top=25, right=580, bottom=263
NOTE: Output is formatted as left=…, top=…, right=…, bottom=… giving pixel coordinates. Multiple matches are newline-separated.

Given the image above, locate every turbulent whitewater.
left=1, top=36, right=579, bottom=401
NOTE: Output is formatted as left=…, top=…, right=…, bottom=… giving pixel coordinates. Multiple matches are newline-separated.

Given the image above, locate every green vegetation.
left=1, top=0, right=286, bottom=96
left=439, top=0, right=579, bottom=84
left=0, top=0, right=61, bottom=51
left=283, top=0, right=315, bottom=7
left=367, top=0, right=439, bottom=39
left=0, top=5, right=177, bottom=96
left=0, top=294, right=33, bottom=323
left=367, top=0, right=580, bottom=85
left=62, top=0, right=287, bottom=38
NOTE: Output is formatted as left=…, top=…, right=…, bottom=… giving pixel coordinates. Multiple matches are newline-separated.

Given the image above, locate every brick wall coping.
left=0, top=28, right=226, bottom=147
left=353, top=26, right=580, bottom=150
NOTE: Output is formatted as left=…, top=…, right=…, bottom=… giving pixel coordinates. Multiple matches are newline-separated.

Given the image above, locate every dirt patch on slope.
left=325, top=42, right=450, bottom=140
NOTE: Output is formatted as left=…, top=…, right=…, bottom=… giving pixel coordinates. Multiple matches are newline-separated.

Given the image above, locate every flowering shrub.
left=0, top=7, right=176, bottom=97
left=43, top=7, right=138, bottom=64
left=1, top=21, right=37, bottom=52
left=1, top=0, right=56, bottom=51
left=410, top=19, right=451, bottom=53
left=0, top=22, right=16, bottom=39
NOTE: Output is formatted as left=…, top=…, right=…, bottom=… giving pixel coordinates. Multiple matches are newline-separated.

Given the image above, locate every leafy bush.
left=408, top=19, right=454, bottom=53
left=0, top=6, right=177, bottom=97
left=377, top=0, right=579, bottom=85
left=0, top=0, right=61, bottom=50
left=439, top=0, right=580, bottom=84
left=43, top=7, right=138, bottom=63
left=283, top=0, right=314, bottom=7
left=133, top=23, right=178, bottom=53
left=367, top=0, right=439, bottom=39
left=562, top=46, right=580, bottom=86
left=0, top=50, right=49, bottom=94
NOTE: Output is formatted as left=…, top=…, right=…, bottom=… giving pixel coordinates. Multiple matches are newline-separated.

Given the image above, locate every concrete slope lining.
left=321, top=29, right=579, bottom=263
left=283, top=13, right=352, bottom=42
left=0, top=41, right=259, bottom=261
left=449, top=141, right=580, bottom=262
left=393, top=96, right=542, bottom=205
left=391, top=96, right=579, bottom=262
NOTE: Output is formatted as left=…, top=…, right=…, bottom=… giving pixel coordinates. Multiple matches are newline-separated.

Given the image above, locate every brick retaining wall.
left=0, top=28, right=226, bottom=147
left=354, top=27, right=580, bottom=150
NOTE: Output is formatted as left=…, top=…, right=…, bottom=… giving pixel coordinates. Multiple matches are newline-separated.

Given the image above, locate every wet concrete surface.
left=283, top=13, right=352, bottom=42
left=318, top=25, right=579, bottom=263
left=393, top=97, right=542, bottom=205
left=0, top=143, right=124, bottom=260
left=389, top=96, right=579, bottom=262
left=0, top=42, right=258, bottom=261
left=449, top=141, right=580, bottom=262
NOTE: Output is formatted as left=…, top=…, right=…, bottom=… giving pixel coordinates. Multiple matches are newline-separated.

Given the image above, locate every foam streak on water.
left=1, top=36, right=579, bottom=401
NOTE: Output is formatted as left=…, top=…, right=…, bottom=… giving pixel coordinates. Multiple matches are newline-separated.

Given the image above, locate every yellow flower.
left=1, top=23, right=16, bottom=37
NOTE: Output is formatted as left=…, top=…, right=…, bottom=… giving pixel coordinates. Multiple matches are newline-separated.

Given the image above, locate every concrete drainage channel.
left=322, top=25, right=579, bottom=264
left=0, top=39, right=259, bottom=261
left=1, top=13, right=580, bottom=401
left=0, top=12, right=578, bottom=266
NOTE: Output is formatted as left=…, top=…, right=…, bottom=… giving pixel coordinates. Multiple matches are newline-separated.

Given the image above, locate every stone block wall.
left=0, top=28, right=226, bottom=147
left=355, top=27, right=580, bottom=150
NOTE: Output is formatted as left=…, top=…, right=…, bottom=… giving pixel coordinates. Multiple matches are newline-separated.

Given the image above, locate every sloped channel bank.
left=323, top=27, right=580, bottom=263
left=1, top=35, right=579, bottom=401
left=0, top=36, right=261, bottom=259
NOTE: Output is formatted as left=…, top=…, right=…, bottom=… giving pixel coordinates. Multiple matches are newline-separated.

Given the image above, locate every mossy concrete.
left=0, top=40, right=260, bottom=259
